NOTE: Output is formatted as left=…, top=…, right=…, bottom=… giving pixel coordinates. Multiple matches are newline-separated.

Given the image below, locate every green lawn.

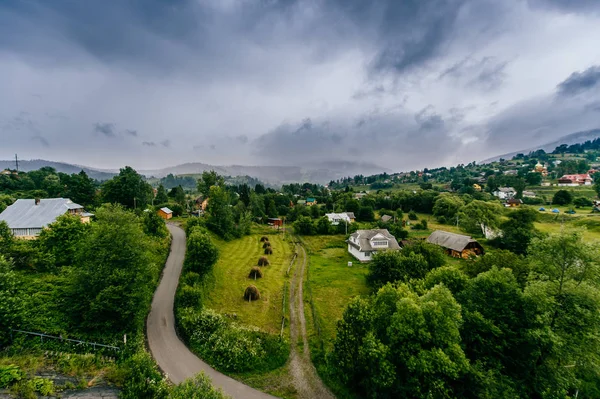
left=204, top=226, right=294, bottom=334
left=301, top=235, right=370, bottom=350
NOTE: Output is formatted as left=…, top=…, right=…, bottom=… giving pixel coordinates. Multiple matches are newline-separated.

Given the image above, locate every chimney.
left=35, top=198, right=40, bottom=206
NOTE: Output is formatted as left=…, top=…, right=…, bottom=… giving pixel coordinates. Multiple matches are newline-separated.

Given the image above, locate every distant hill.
left=0, top=159, right=390, bottom=185
left=482, top=128, right=600, bottom=163
left=0, top=159, right=116, bottom=181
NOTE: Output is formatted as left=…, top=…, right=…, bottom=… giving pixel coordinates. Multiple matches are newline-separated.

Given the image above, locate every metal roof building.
left=0, top=198, right=90, bottom=238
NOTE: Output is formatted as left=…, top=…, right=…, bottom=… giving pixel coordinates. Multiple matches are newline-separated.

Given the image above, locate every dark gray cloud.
left=557, top=66, right=600, bottom=97
left=1, top=0, right=599, bottom=171
left=528, top=0, right=600, bottom=12
left=441, top=56, right=509, bottom=91
left=31, top=135, right=49, bottom=147
left=93, top=122, right=116, bottom=137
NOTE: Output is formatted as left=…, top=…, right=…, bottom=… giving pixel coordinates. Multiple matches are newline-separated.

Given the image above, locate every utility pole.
left=14, top=154, right=19, bottom=172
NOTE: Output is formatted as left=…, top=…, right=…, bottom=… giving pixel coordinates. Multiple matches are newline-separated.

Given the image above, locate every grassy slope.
left=301, top=235, right=370, bottom=351
left=203, top=226, right=294, bottom=334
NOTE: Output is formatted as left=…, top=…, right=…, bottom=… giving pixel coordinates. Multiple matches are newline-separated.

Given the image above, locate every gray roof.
left=345, top=212, right=356, bottom=219
left=381, top=215, right=393, bottom=223
left=495, top=187, right=516, bottom=193
left=427, top=230, right=479, bottom=252
left=0, top=198, right=84, bottom=229
left=160, top=207, right=173, bottom=214
left=348, top=229, right=400, bottom=252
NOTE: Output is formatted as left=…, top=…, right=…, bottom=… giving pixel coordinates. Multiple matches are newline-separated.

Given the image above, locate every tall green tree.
left=38, top=214, right=89, bottom=268
left=155, top=184, right=169, bottom=204
left=197, top=170, right=224, bottom=198
left=0, top=221, right=13, bottom=255
left=495, top=208, right=540, bottom=255
left=552, top=189, right=573, bottom=205
left=72, top=205, right=157, bottom=335
left=206, top=185, right=235, bottom=239
left=0, top=256, right=22, bottom=347
left=367, top=250, right=429, bottom=289
left=102, top=166, right=153, bottom=209
left=332, top=284, right=469, bottom=398
left=525, top=230, right=600, bottom=397
left=185, top=227, right=219, bottom=276
left=457, top=200, right=503, bottom=236
left=433, top=194, right=465, bottom=224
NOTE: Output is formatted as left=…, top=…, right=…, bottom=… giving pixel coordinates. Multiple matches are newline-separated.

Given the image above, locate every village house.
left=522, top=190, right=536, bottom=198
left=427, top=230, right=484, bottom=259
left=158, top=207, right=173, bottom=220
left=325, top=212, right=355, bottom=225
left=506, top=198, right=523, bottom=207
left=0, top=198, right=93, bottom=239
left=267, top=217, right=283, bottom=227
left=347, top=229, right=400, bottom=262
left=557, top=174, right=593, bottom=186
left=380, top=214, right=393, bottom=223
left=492, top=187, right=517, bottom=200
left=306, top=198, right=317, bottom=206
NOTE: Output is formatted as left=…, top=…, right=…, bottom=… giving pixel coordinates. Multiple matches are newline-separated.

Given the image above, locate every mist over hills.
left=481, top=129, right=600, bottom=164
left=0, top=159, right=389, bottom=185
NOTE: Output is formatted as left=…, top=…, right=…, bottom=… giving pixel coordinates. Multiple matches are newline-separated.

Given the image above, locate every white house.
left=347, top=229, right=400, bottom=262
left=493, top=187, right=516, bottom=200
left=522, top=191, right=536, bottom=198
left=0, top=198, right=93, bottom=239
left=325, top=212, right=355, bottom=225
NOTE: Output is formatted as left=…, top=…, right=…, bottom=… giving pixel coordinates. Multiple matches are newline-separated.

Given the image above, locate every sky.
left=1, top=0, right=599, bottom=172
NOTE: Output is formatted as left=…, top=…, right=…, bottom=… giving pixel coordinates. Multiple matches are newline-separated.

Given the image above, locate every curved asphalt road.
left=147, top=224, right=278, bottom=399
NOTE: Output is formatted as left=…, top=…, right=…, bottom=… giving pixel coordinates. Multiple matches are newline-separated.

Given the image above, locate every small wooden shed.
left=158, top=207, right=173, bottom=220
left=267, top=217, right=283, bottom=227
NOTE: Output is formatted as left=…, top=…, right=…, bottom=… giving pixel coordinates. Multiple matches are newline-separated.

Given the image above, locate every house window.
left=371, top=240, right=389, bottom=247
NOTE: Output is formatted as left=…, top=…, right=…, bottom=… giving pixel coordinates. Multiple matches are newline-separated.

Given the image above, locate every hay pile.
left=262, top=242, right=271, bottom=249
left=258, top=256, right=270, bottom=266
left=244, top=285, right=261, bottom=301
left=264, top=247, right=273, bottom=255
left=248, top=267, right=263, bottom=279
left=260, top=236, right=269, bottom=242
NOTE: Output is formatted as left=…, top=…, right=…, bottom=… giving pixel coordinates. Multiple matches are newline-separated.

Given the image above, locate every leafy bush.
left=408, top=210, right=418, bottom=220
left=178, top=308, right=288, bottom=372
left=169, top=373, right=229, bottom=399
left=552, top=189, right=573, bottom=205
left=411, top=220, right=428, bottom=230
left=573, top=197, right=593, bottom=208
left=185, top=227, right=219, bottom=276
left=0, top=364, right=24, bottom=388
left=119, top=351, right=169, bottom=399
left=177, top=284, right=204, bottom=309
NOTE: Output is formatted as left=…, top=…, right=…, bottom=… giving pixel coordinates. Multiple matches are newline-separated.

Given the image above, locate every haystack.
left=264, top=247, right=273, bottom=255
left=260, top=236, right=269, bottom=242
left=244, top=285, right=261, bottom=301
left=262, top=242, right=272, bottom=249
left=258, top=256, right=270, bottom=266
left=248, top=267, right=263, bottom=279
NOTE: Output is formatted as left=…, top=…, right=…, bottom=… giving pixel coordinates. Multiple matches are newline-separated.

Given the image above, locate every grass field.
left=301, top=235, right=370, bottom=351
left=203, top=226, right=294, bottom=334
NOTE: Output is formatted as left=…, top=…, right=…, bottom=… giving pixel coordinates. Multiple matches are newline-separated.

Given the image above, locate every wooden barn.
left=267, top=217, right=283, bottom=227
left=427, top=230, right=484, bottom=259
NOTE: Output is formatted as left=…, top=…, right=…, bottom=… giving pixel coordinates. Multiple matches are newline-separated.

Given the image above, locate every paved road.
left=147, top=224, right=278, bottom=399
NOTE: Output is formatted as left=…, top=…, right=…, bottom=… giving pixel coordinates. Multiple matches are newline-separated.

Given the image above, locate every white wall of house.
left=348, top=244, right=372, bottom=262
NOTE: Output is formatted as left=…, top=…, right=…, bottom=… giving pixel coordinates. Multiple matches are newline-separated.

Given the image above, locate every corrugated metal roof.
left=0, top=198, right=84, bottom=229
left=160, top=207, right=173, bottom=214
left=427, top=230, right=478, bottom=252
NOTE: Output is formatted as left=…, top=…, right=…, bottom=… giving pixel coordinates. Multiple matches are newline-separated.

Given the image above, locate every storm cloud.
left=1, top=0, right=600, bottom=171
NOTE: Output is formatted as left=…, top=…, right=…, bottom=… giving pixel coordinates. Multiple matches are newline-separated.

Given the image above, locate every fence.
left=10, top=329, right=121, bottom=352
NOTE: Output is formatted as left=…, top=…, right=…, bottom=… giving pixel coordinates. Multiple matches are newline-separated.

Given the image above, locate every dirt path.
left=147, top=224, right=277, bottom=399
left=287, top=243, right=335, bottom=399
